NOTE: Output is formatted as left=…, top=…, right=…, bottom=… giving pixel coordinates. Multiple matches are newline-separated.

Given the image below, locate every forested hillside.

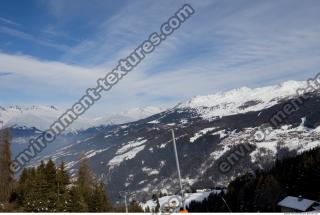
left=0, top=129, right=136, bottom=212
left=188, top=147, right=320, bottom=212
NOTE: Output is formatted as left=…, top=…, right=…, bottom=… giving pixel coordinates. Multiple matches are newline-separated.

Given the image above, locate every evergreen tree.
left=77, top=157, right=94, bottom=193
left=144, top=206, right=151, bottom=212
left=151, top=193, right=157, bottom=201
left=254, top=175, right=282, bottom=211
left=155, top=197, right=160, bottom=212
left=76, top=157, right=94, bottom=210
left=0, top=128, right=14, bottom=211
left=128, top=199, right=144, bottom=212
left=74, top=156, right=112, bottom=212
left=17, top=167, right=37, bottom=211
left=69, top=186, right=88, bottom=212
left=188, top=147, right=320, bottom=212
left=11, top=156, right=113, bottom=212
left=45, top=159, right=58, bottom=211
left=56, top=161, right=70, bottom=211
left=89, top=183, right=112, bottom=212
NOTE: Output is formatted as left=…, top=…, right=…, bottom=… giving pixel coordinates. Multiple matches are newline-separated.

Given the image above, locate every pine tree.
left=155, top=197, right=160, bottom=212
left=17, top=167, right=38, bottom=211
left=254, top=175, right=282, bottom=211
left=75, top=157, right=112, bottom=212
left=128, top=199, right=144, bottom=212
left=77, top=157, right=95, bottom=193
left=56, top=161, right=70, bottom=211
left=15, top=156, right=113, bottom=212
left=89, top=183, right=112, bottom=212
left=76, top=157, right=95, bottom=210
left=0, top=128, right=14, bottom=210
left=69, top=186, right=88, bottom=212
left=151, top=193, right=157, bottom=201
left=145, top=206, right=151, bottom=212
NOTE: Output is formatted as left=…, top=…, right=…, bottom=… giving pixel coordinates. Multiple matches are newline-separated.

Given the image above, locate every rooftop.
left=278, top=196, right=319, bottom=211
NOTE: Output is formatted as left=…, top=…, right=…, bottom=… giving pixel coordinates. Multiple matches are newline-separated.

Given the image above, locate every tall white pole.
left=171, top=129, right=185, bottom=210
left=124, top=193, right=128, bottom=213
left=120, top=191, right=129, bottom=213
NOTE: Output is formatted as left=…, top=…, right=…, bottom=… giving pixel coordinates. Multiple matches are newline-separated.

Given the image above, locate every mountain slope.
left=9, top=80, right=320, bottom=203
left=177, top=80, right=306, bottom=119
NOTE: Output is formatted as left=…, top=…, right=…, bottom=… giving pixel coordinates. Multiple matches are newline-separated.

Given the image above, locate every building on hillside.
left=278, top=196, right=320, bottom=212
left=195, top=189, right=211, bottom=193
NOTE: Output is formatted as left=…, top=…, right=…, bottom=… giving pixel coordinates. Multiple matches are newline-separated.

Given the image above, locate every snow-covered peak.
left=178, top=80, right=308, bottom=119
left=1, top=105, right=58, bottom=112
left=0, top=80, right=310, bottom=129
left=93, top=106, right=164, bottom=125
left=0, top=105, right=92, bottom=130
left=0, top=105, right=164, bottom=131
left=119, top=106, right=163, bottom=119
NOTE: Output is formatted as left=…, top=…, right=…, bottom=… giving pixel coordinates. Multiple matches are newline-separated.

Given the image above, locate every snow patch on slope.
left=190, top=127, right=218, bottom=143
left=107, top=138, right=148, bottom=168
left=117, top=138, right=147, bottom=154
left=142, top=167, right=160, bottom=176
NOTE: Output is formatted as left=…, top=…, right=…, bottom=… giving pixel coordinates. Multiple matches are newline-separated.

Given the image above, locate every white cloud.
left=0, top=52, right=105, bottom=98
left=1, top=0, right=320, bottom=116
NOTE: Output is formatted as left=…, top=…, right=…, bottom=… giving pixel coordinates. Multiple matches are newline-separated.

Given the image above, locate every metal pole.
left=124, top=193, right=128, bottom=213
left=120, top=191, right=129, bottom=213
left=171, top=129, right=185, bottom=210
left=221, top=196, right=232, bottom=212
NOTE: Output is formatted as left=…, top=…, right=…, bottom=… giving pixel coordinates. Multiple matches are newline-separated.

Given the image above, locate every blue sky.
left=0, top=0, right=319, bottom=116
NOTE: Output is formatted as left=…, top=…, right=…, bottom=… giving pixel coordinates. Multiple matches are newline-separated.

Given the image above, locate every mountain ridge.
left=6, top=79, right=320, bottom=204
left=0, top=105, right=163, bottom=130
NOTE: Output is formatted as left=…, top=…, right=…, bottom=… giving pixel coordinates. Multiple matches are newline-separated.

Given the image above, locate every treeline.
left=0, top=130, right=111, bottom=212
left=0, top=128, right=114, bottom=212
left=15, top=158, right=112, bottom=212
left=188, top=147, right=320, bottom=212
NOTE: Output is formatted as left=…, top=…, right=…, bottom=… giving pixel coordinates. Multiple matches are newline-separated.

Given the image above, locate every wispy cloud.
left=0, top=0, right=319, bottom=116
left=0, top=25, right=70, bottom=51
left=0, top=16, right=19, bottom=26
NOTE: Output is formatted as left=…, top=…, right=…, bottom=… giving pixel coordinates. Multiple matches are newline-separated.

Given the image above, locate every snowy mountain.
left=1, top=80, right=305, bottom=130
left=92, top=107, right=164, bottom=125
left=0, top=105, right=92, bottom=131
left=177, top=80, right=307, bottom=119
left=0, top=105, right=163, bottom=131
left=9, top=79, right=320, bottom=203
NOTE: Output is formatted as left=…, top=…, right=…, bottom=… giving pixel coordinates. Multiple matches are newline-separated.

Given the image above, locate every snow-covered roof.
left=312, top=205, right=320, bottom=211
left=278, top=196, right=317, bottom=211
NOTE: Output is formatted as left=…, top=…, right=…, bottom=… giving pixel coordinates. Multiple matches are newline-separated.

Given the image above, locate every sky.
left=0, top=0, right=319, bottom=116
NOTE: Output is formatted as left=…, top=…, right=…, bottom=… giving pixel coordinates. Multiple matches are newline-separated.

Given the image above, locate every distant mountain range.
left=0, top=105, right=163, bottom=130
left=4, top=80, right=320, bottom=204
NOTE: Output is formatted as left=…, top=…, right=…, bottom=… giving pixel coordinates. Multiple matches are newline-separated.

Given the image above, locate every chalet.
left=278, top=196, right=320, bottom=212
